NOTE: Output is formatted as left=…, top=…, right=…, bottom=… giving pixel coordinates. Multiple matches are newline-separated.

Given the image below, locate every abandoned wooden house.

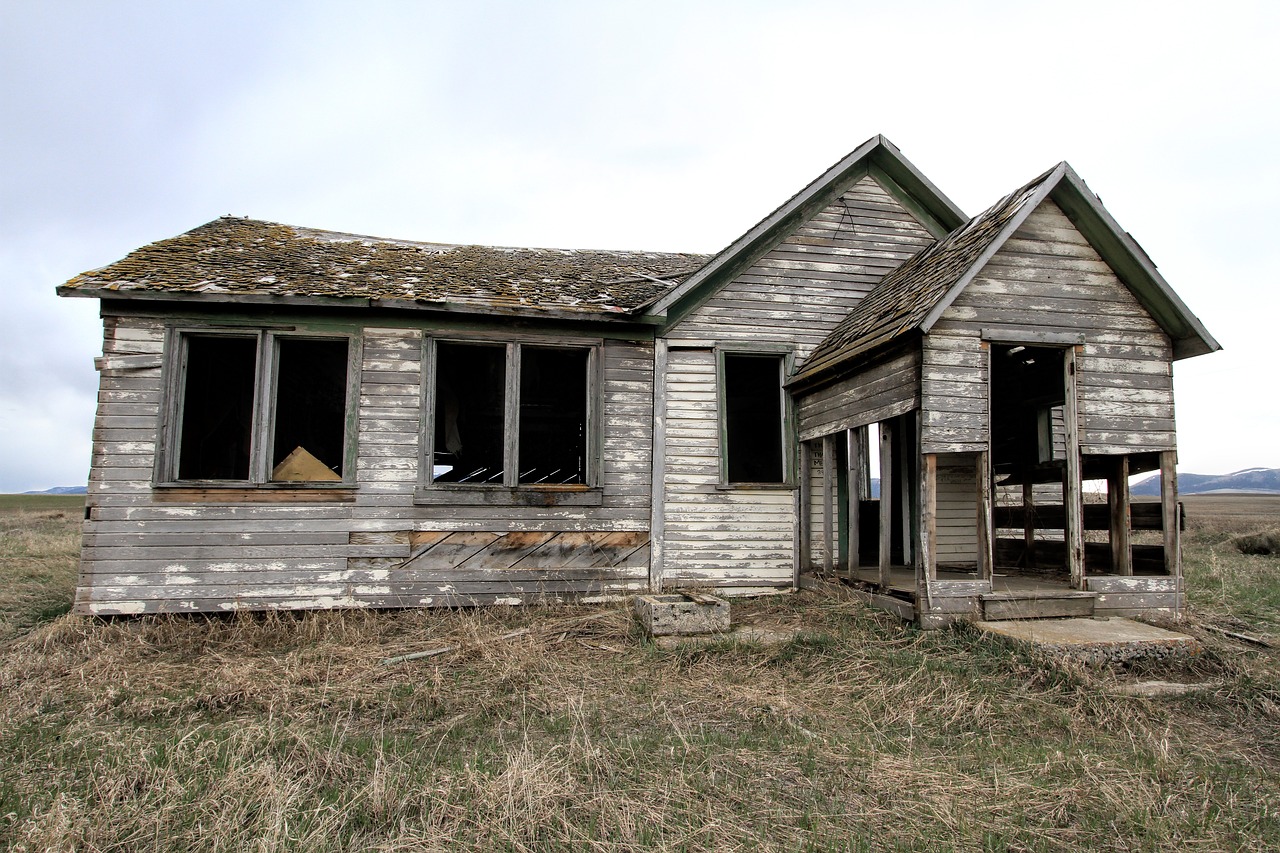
left=60, top=135, right=1219, bottom=624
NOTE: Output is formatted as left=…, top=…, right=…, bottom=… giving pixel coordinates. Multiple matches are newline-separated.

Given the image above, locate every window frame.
left=716, top=345, right=796, bottom=490
left=416, top=334, right=604, bottom=506
left=156, top=325, right=361, bottom=488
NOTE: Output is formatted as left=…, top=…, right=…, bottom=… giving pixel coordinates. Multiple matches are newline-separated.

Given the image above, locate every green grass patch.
left=1, top=503, right=1279, bottom=850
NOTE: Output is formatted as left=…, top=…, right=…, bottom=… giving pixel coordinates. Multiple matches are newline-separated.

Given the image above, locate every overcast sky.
left=2, top=0, right=1276, bottom=492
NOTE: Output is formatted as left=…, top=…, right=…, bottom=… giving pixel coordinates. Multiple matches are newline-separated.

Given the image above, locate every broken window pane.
left=271, top=338, right=348, bottom=481
left=519, top=347, right=588, bottom=484
left=433, top=342, right=506, bottom=483
left=177, top=335, right=257, bottom=480
left=724, top=354, right=784, bottom=483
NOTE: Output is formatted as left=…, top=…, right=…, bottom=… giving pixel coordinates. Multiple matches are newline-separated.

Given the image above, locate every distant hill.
left=1132, top=468, right=1280, bottom=496
left=21, top=486, right=88, bottom=495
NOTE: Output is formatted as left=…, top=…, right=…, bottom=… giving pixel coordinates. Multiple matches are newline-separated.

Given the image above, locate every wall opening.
left=271, top=338, right=348, bottom=481
left=177, top=335, right=257, bottom=481
left=724, top=353, right=784, bottom=483
left=518, top=347, right=588, bottom=484
left=433, top=342, right=506, bottom=483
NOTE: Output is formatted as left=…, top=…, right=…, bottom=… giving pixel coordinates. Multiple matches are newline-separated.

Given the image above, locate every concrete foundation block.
left=633, top=592, right=730, bottom=637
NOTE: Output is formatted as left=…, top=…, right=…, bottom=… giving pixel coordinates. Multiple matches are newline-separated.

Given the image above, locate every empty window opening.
left=178, top=335, right=257, bottom=481
left=519, top=347, right=588, bottom=484
left=990, top=344, right=1067, bottom=486
left=433, top=342, right=506, bottom=483
left=271, top=338, right=348, bottom=481
left=724, top=353, right=785, bottom=484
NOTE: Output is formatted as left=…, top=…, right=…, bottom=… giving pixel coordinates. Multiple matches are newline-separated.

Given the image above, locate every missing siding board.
left=724, top=353, right=784, bottom=484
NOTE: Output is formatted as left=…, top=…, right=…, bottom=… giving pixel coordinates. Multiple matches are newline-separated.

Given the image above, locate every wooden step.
left=980, top=591, right=1096, bottom=621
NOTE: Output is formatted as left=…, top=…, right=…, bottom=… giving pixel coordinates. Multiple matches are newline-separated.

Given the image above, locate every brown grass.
left=2, top=496, right=1279, bottom=850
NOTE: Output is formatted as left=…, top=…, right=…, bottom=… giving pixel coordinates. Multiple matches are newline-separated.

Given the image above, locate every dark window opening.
left=519, top=347, right=588, bottom=484
left=433, top=342, right=506, bottom=483
left=990, top=344, right=1067, bottom=485
left=177, top=336, right=257, bottom=480
left=724, top=353, right=784, bottom=484
left=271, top=338, right=348, bottom=481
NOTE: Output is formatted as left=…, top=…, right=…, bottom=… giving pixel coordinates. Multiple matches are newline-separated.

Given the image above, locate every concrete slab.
left=974, top=617, right=1202, bottom=665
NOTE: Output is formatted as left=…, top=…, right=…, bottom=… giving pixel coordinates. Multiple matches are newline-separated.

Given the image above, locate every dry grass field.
left=1, top=493, right=1278, bottom=851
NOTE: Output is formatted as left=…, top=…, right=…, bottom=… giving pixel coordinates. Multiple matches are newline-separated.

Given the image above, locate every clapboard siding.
left=797, top=348, right=920, bottom=441
left=660, top=349, right=794, bottom=589
left=76, top=315, right=661, bottom=615
left=666, top=176, right=936, bottom=360
left=928, top=200, right=1176, bottom=454
left=657, top=176, right=936, bottom=592
left=935, top=453, right=978, bottom=565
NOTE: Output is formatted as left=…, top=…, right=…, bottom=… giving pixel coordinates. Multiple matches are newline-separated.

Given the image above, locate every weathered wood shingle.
left=60, top=217, right=709, bottom=317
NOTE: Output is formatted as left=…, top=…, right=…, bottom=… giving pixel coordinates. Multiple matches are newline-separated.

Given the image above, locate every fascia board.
left=1051, top=166, right=1221, bottom=359
left=918, top=164, right=1068, bottom=334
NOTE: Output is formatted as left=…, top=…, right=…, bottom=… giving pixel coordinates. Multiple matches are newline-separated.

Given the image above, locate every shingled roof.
left=791, top=162, right=1220, bottom=388
left=58, top=217, right=709, bottom=317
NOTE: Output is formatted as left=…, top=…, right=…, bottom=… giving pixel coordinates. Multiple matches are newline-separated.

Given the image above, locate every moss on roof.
left=61, top=217, right=709, bottom=316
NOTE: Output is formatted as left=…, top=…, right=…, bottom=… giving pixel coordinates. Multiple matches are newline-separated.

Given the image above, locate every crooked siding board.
left=797, top=349, right=920, bottom=441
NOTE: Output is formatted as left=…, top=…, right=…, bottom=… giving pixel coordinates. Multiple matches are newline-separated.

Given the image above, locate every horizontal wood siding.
left=797, top=349, right=919, bottom=441
left=666, top=175, right=936, bottom=361
left=935, top=453, right=978, bottom=566
left=921, top=332, right=987, bottom=453
left=77, top=317, right=656, bottom=614
left=661, top=349, right=794, bottom=590
left=931, top=200, right=1175, bottom=455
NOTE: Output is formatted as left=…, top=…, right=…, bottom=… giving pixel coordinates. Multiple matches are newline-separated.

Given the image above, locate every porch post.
left=1109, top=455, right=1133, bottom=576
left=977, top=451, right=994, bottom=581
left=920, top=452, right=937, bottom=582
left=1161, top=450, right=1180, bottom=578
left=822, top=434, right=836, bottom=575
left=1063, top=346, right=1084, bottom=589
left=1022, top=482, right=1035, bottom=567
left=847, top=428, right=862, bottom=578
left=879, top=423, right=893, bottom=589
left=796, top=442, right=812, bottom=586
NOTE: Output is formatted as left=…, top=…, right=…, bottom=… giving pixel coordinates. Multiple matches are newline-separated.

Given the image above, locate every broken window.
left=169, top=331, right=351, bottom=484
left=722, top=352, right=786, bottom=484
left=430, top=340, right=593, bottom=486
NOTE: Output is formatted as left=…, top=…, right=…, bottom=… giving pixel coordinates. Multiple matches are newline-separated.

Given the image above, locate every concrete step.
left=980, top=590, right=1096, bottom=620
left=975, top=617, right=1201, bottom=665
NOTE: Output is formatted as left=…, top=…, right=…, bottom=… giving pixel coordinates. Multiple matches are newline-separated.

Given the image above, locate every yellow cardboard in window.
left=271, top=446, right=342, bottom=482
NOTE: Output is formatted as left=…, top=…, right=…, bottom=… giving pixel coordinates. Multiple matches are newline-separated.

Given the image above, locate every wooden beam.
left=847, top=428, right=862, bottom=577
left=797, top=442, right=812, bottom=584
left=649, top=340, right=668, bottom=592
left=977, top=451, right=993, bottom=581
left=1021, top=481, right=1035, bottom=563
left=1109, top=455, right=1133, bottom=576
left=879, top=423, right=893, bottom=588
left=822, top=434, right=836, bottom=575
left=1161, top=450, right=1180, bottom=578
left=898, top=416, right=913, bottom=567
left=921, top=453, right=937, bottom=582
left=1063, top=347, right=1084, bottom=588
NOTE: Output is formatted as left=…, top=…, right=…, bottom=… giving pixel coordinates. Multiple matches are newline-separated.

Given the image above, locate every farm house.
left=59, top=136, right=1218, bottom=624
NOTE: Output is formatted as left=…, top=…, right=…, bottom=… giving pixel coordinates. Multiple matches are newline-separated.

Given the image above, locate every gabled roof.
left=58, top=217, right=709, bottom=319
left=643, top=135, right=968, bottom=327
left=791, top=162, right=1220, bottom=388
